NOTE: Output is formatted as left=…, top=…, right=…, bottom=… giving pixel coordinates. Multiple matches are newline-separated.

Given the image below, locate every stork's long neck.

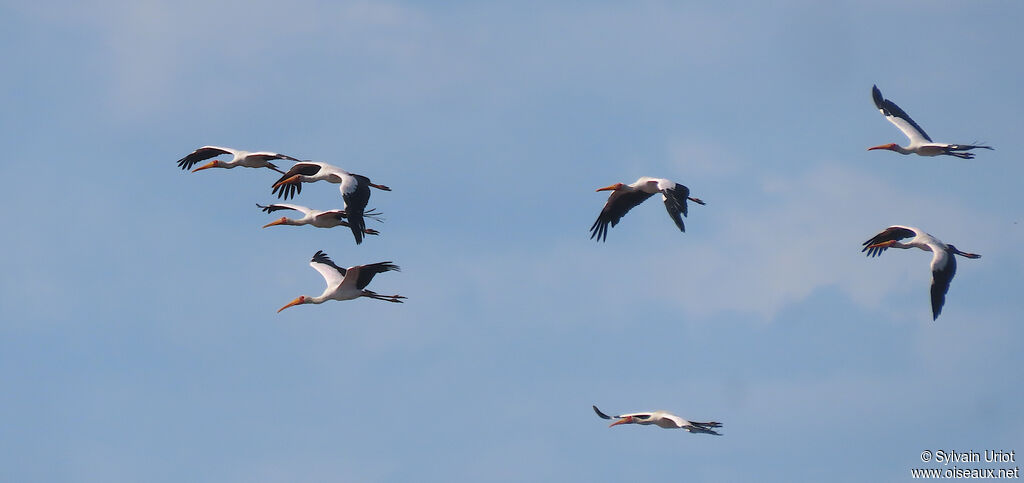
left=893, top=145, right=914, bottom=155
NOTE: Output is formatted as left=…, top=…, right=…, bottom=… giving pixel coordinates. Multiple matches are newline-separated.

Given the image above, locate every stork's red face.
left=272, top=174, right=302, bottom=189
left=596, top=183, right=625, bottom=192
left=262, top=217, right=289, bottom=228
left=277, top=296, right=306, bottom=313
left=609, top=415, right=634, bottom=427
left=867, top=143, right=898, bottom=152
left=192, top=160, right=221, bottom=172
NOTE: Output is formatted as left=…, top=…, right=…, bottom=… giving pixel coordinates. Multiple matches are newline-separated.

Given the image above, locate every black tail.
left=953, top=144, right=993, bottom=151
left=689, top=421, right=723, bottom=435
left=945, top=144, right=993, bottom=159
left=689, top=425, right=723, bottom=436
left=363, top=208, right=385, bottom=222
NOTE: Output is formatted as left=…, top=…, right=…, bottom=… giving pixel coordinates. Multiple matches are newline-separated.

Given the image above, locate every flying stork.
left=868, top=85, right=992, bottom=159
left=590, top=177, right=705, bottom=242
left=277, top=250, right=406, bottom=313
left=592, top=406, right=722, bottom=434
left=862, top=225, right=981, bottom=320
left=270, top=161, right=391, bottom=244
left=176, top=146, right=298, bottom=174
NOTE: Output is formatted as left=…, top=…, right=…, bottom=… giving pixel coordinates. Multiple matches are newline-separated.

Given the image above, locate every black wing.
left=246, top=153, right=296, bottom=171
left=930, top=250, right=957, bottom=321
left=272, top=163, right=322, bottom=200
left=872, top=85, right=933, bottom=142
left=589, top=190, right=656, bottom=242
left=592, top=405, right=613, bottom=420
left=346, top=175, right=373, bottom=212
left=354, top=262, right=400, bottom=290
left=311, top=250, right=346, bottom=277
left=249, top=152, right=301, bottom=163
left=862, top=226, right=917, bottom=257
left=342, top=175, right=373, bottom=244
left=661, top=183, right=692, bottom=232
left=176, top=146, right=230, bottom=170
left=256, top=203, right=297, bottom=214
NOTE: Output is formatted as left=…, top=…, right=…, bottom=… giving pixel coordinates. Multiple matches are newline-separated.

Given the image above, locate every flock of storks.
left=176, top=85, right=991, bottom=434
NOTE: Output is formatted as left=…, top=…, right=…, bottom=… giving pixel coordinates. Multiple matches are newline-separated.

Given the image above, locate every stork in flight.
left=590, top=177, right=705, bottom=242
left=868, top=85, right=992, bottom=159
left=592, top=406, right=722, bottom=435
left=271, top=161, right=391, bottom=244
left=277, top=251, right=406, bottom=312
left=176, top=146, right=299, bottom=174
left=862, top=225, right=981, bottom=320
left=257, top=203, right=382, bottom=237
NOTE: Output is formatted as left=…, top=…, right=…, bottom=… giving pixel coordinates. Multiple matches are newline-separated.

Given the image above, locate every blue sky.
left=2, top=1, right=1022, bottom=481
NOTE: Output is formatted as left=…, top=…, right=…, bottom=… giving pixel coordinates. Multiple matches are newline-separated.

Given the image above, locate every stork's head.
left=277, top=295, right=308, bottom=313
left=596, top=182, right=625, bottom=192
left=192, top=160, right=222, bottom=172
left=948, top=244, right=981, bottom=259
left=867, top=143, right=899, bottom=152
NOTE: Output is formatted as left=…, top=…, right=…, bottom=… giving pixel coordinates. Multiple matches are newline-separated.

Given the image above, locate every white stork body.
left=176, top=146, right=298, bottom=173
left=592, top=406, right=722, bottom=435
left=590, top=176, right=705, bottom=242
left=271, top=162, right=391, bottom=244
left=868, top=85, right=992, bottom=159
left=257, top=203, right=381, bottom=235
left=862, top=225, right=981, bottom=320
left=277, top=251, right=406, bottom=312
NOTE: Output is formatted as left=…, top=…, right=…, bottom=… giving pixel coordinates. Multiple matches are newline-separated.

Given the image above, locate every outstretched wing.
left=272, top=163, right=322, bottom=199
left=313, top=209, right=348, bottom=222
left=590, top=190, right=656, bottom=242
left=246, top=151, right=300, bottom=163
left=257, top=203, right=310, bottom=215
left=929, top=249, right=957, bottom=321
left=310, top=250, right=346, bottom=289
left=350, top=262, right=400, bottom=290
left=176, top=146, right=233, bottom=170
left=592, top=405, right=613, bottom=420
left=341, top=175, right=373, bottom=244
left=872, top=85, right=932, bottom=144
left=660, top=182, right=692, bottom=232
left=686, top=424, right=723, bottom=436
left=862, top=225, right=918, bottom=257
